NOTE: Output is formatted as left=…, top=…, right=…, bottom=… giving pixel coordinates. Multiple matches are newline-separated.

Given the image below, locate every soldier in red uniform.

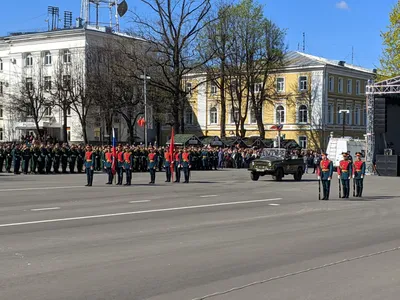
left=123, top=147, right=133, bottom=186
left=317, top=152, right=333, bottom=200
left=163, top=146, right=172, bottom=182
left=147, top=148, right=158, bottom=184
left=353, top=152, right=366, bottom=197
left=116, top=145, right=124, bottom=185
left=84, top=145, right=95, bottom=187
left=104, top=147, right=114, bottom=184
left=337, top=152, right=353, bottom=199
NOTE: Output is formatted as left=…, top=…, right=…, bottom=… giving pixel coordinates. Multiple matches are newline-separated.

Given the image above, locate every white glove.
left=328, top=177, right=331, bottom=181
left=338, top=175, right=341, bottom=179
left=361, top=175, right=364, bottom=179
left=318, top=176, right=321, bottom=180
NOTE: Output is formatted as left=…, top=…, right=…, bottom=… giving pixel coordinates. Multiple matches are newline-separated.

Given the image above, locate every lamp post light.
left=339, top=109, right=350, bottom=137
left=140, top=72, right=151, bottom=147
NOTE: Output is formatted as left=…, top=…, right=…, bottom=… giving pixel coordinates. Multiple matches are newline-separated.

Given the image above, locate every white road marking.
left=268, top=203, right=280, bottom=206
left=129, top=200, right=151, bottom=204
left=0, top=186, right=84, bottom=192
left=0, top=198, right=282, bottom=228
left=31, top=207, right=60, bottom=212
left=200, top=195, right=218, bottom=198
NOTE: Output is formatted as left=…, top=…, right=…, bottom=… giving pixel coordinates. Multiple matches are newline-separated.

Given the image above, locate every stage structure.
left=80, top=0, right=128, bottom=32
left=366, top=76, right=400, bottom=175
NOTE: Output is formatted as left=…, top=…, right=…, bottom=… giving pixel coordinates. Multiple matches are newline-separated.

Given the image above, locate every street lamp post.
left=140, top=72, right=151, bottom=147
left=339, top=109, right=350, bottom=137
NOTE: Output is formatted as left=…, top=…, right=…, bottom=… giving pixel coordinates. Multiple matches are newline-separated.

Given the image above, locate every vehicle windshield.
left=261, top=148, right=286, bottom=158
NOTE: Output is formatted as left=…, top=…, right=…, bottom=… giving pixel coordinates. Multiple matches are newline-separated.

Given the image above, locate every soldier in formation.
left=317, top=152, right=334, bottom=200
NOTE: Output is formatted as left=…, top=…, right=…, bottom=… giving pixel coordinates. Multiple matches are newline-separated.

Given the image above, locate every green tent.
left=166, top=134, right=202, bottom=146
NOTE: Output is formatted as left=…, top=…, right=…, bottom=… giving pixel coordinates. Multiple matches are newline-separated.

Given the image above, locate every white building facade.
left=0, top=26, right=153, bottom=144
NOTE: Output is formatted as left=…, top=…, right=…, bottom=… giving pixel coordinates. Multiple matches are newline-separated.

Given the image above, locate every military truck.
left=248, top=148, right=305, bottom=181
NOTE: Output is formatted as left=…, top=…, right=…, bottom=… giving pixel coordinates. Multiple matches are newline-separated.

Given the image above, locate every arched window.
left=44, top=51, right=52, bottom=65
left=25, top=53, right=33, bottom=66
left=276, top=105, right=285, bottom=124
left=210, top=107, right=218, bottom=124
left=250, top=106, right=257, bottom=124
left=298, top=105, right=308, bottom=123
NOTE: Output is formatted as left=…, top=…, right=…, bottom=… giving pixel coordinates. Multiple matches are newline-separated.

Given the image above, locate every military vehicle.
left=248, top=148, right=305, bottom=181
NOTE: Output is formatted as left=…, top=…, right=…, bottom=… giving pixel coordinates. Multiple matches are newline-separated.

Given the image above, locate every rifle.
left=318, top=177, right=321, bottom=200
left=353, top=176, right=356, bottom=197
left=338, top=178, right=342, bottom=198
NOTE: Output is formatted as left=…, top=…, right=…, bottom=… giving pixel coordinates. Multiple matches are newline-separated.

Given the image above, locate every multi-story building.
left=166, top=52, right=375, bottom=149
left=0, top=25, right=155, bottom=143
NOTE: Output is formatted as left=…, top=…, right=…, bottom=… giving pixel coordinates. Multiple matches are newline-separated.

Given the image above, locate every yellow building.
left=162, top=52, right=375, bottom=149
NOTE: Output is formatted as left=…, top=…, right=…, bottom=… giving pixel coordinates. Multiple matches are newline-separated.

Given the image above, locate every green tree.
left=379, top=1, right=400, bottom=79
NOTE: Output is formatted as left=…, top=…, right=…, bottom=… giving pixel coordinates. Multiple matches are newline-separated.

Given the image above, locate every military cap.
left=321, top=152, right=328, bottom=156
left=355, top=152, right=362, bottom=156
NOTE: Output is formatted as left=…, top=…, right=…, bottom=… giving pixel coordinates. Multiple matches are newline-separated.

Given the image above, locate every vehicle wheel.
left=293, top=168, right=303, bottom=181
left=251, top=172, right=260, bottom=181
left=274, top=168, right=283, bottom=181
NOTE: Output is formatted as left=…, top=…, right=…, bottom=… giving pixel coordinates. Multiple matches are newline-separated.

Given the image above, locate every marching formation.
left=317, top=152, right=366, bottom=200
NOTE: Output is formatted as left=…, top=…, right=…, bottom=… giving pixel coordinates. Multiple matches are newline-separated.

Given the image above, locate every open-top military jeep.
left=248, top=148, right=305, bottom=181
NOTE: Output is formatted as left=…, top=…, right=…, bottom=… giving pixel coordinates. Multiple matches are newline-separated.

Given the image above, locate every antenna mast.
left=80, top=0, right=126, bottom=32
left=303, top=32, right=306, bottom=52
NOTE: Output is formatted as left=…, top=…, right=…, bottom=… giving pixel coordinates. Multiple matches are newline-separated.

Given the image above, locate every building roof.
left=285, top=51, right=374, bottom=74
left=166, top=134, right=202, bottom=146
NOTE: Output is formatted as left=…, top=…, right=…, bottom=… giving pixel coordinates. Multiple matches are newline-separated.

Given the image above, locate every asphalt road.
left=1, top=169, right=400, bottom=300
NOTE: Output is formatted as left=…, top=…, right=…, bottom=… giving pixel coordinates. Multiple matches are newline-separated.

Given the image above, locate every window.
left=210, top=107, right=217, bottom=124
left=355, top=105, right=361, bottom=125
left=25, top=77, right=33, bottom=91
left=277, top=78, right=285, bottom=93
left=26, top=107, right=33, bottom=117
left=250, top=106, right=257, bottom=124
left=356, top=80, right=360, bottom=95
left=347, top=79, right=352, bottom=94
left=231, top=107, right=239, bottom=123
left=184, top=108, right=193, bottom=125
left=0, top=128, right=3, bottom=141
left=0, top=82, right=3, bottom=96
left=328, top=76, right=334, bottom=92
left=62, top=75, right=71, bottom=89
left=44, top=107, right=52, bottom=116
left=298, top=105, right=308, bottom=123
left=0, top=105, right=3, bottom=118
left=299, top=136, right=307, bottom=149
left=327, top=104, right=334, bottom=124
left=346, top=105, right=352, bottom=125
left=210, top=83, right=217, bottom=95
left=0, top=59, right=3, bottom=72
left=276, top=105, right=285, bottom=123
left=25, top=53, right=33, bottom=66
left=299, top=76, right=308, bottom=91
left=62, top=50, right=71, bottom=64
left=363, top=108, right=367, bottom=125
left=338, top=78, right=343, bottom=93
left=44, top=76, right=52, bottom=91
left=185, top=82, right=192, bottom=93
left=44, top=51, right=52, bottom=65
left=254, top=83, right=262, bottom=93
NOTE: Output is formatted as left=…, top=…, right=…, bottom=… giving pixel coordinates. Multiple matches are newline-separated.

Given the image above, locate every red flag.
left=170, top=127, right=174, bottom=183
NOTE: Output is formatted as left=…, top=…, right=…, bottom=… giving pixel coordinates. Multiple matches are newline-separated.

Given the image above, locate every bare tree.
left=130, top=0, right=214, bottom=133
left=9, top=68, right=52, bottom=138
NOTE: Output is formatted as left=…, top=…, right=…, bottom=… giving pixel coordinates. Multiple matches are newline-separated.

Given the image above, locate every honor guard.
left=84, top=145, right=95, bottom=186
left=174, top=148, right=182, bottom=183
left=147, top=148, right=158, bottom=184
left=182, top=148, right=191, bottom=183
left=164, top=147, right=172, bottom=182
left=116, top=145, right=124, bottom=185
left=123, top=147, right=133, bottom=186
left=353, top=152, right=366, bottom=197
left=317, top=152, right=333, bottom=200
left=337, top=152, right=353, bottom=199
left=104, top=147, right=114, bottom=184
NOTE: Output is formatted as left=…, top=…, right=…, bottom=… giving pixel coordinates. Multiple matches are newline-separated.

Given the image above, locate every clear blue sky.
left=0, top=0, right=396, bottom=69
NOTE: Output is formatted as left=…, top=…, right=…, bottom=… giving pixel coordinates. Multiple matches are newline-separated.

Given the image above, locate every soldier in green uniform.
left=123, top=146, right=133, bottom=186
left=21, top=144, right=31, bottom=174
left=353, top=152, right=366, bottom=197
left=201, top=147, right=208, bottom=170
left=61, top=144, right=69, bottom=173
left=174, top=148, right=182, bottom=183
left=53, top=144, right=61, bottom=173
left=337, top=152, right=353, bottom=199
left=37, top=144, right=47, bottom=174
left=182, top=148, right=191, bottom=183
left=69, top=144, right=78, bottom=173
left=0, top=144, right=5, bottom=172
left=45, top=144, right=53, bottom=174
left=5, top=145, right=13, bottom=173
left=84, top=145, right=95, bottom=186
left=76, top=144, right=84, bottom=173
left=12, top=144, right=22, bottom=174
left=30, top=144, right=40, bottom=174
left=317, top=152, right=334, bottom=200
left=147, top=147, right=158, bottom=184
